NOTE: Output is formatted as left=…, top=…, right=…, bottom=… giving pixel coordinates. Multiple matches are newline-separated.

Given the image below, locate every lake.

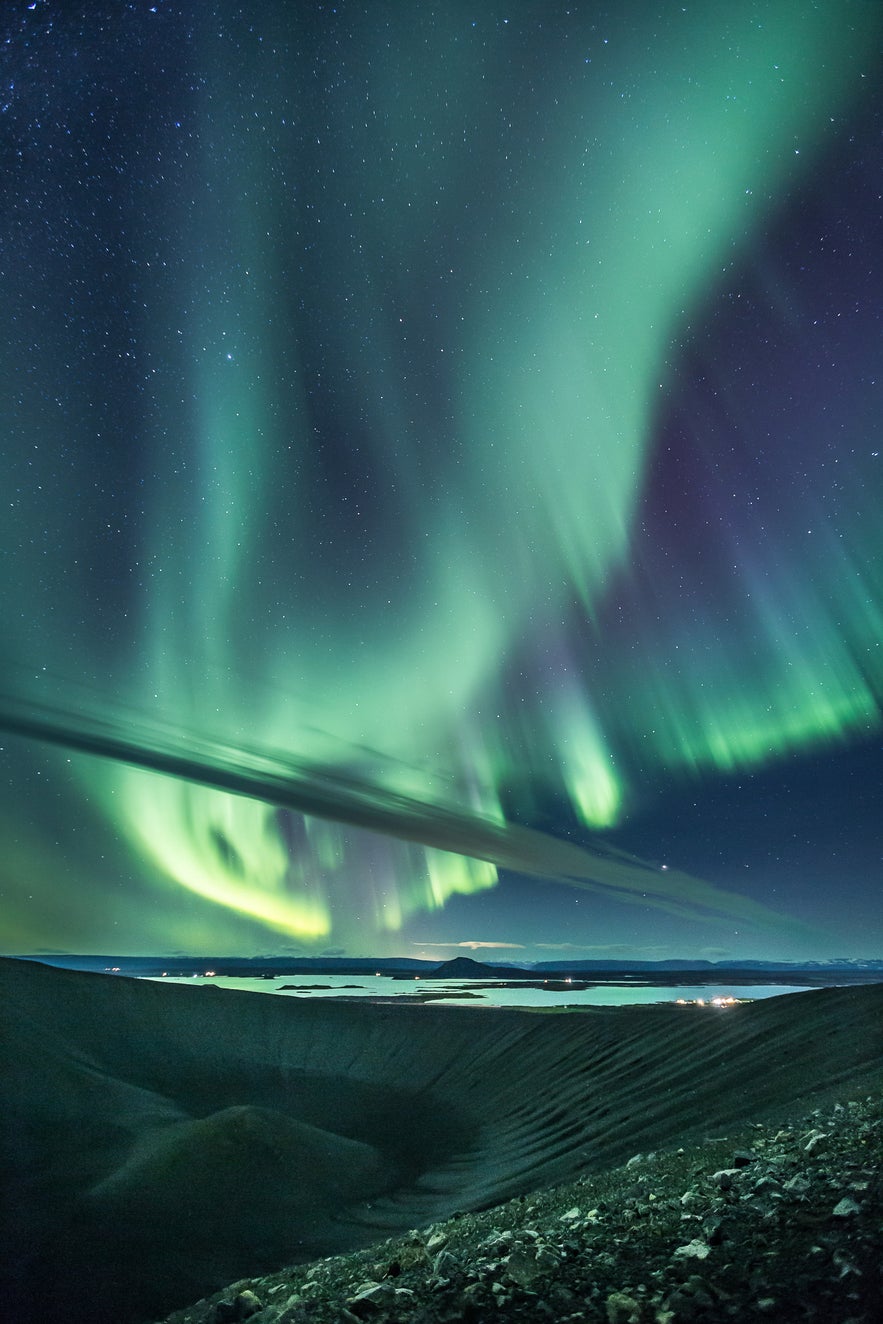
left=147, top=973, right=817, bottom=1008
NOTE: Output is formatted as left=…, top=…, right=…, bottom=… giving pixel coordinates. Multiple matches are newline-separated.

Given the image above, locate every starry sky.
left=1, top=0, right=881, bottom=963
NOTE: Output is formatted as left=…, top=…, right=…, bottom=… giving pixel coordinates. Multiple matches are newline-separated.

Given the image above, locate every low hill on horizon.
left=8, top=952, right=883, bottom=978
left=427, top=955, right=532, bottom=980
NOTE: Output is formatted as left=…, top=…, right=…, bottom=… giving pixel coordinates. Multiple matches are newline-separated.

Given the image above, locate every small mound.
left=68, top=1106, right=391, bottom=1316
left=89, top=1103, right=390, bottom=1213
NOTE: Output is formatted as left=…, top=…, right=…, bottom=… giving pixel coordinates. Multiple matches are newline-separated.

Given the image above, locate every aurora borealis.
left=1, top=0, right=881, bottom=960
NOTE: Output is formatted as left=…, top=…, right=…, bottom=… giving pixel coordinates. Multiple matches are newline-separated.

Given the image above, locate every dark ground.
left=4, top=961, right=881, bottom=1324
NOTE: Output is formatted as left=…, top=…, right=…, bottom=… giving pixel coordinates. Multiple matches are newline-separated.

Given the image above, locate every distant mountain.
left=429, top=956, right=530, bottom=980
left=9, top=954, right=883, bottom=981
left=8, top=955, right=434, bottom=977
left=535, top=959, right=883, bottom=974
left=536, top=959, right=716, bottom=973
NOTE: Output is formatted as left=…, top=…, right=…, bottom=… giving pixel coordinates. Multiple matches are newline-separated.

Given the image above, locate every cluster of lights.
left=156, top=970, right=217, bottom=977
left=676, top=996, right=740, bottom=1008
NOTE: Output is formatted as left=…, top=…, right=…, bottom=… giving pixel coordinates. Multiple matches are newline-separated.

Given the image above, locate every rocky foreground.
left=158, top=1090, right=882, bottom=1324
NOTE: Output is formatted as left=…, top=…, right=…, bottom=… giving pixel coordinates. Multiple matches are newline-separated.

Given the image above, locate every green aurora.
left=1, top=1, right=881, bottom=958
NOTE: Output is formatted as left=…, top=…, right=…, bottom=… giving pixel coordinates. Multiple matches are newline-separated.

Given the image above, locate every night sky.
left=1, top=1, right=881, bottom=962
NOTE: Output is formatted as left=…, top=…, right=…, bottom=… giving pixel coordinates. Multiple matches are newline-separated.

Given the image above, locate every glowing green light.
left=1, top=1, right=878, bottom=956
left=79, top=0, right=883, bottom=942
left=425, top=849, right=498, bottom=911
left=553, top=686, right=622, bottom=829
left=115, top=770, right=332, bottom=940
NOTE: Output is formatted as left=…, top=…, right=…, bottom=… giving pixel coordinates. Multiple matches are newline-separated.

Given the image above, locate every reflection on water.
left=149, top=974, right=817, bottom=1008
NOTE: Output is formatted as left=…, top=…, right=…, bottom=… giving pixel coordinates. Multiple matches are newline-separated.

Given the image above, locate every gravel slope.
left=157, top=1087, right=883, bottom=1324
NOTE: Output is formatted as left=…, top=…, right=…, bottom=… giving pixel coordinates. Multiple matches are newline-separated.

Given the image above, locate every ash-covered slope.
left=2, top=958, right=881, bottom=1324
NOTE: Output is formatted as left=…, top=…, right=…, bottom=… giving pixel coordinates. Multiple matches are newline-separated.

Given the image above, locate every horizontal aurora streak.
left=1, top=1, right=880, bottom=958
left=0, top=690, right=792, bottom=934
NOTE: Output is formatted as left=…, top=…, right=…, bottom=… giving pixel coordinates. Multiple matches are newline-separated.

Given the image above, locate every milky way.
left=1, top=1, right=880, bottom=959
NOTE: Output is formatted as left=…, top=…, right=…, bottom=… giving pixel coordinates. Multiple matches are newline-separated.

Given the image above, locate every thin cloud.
left=416, top=941, right=527, bottom=951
